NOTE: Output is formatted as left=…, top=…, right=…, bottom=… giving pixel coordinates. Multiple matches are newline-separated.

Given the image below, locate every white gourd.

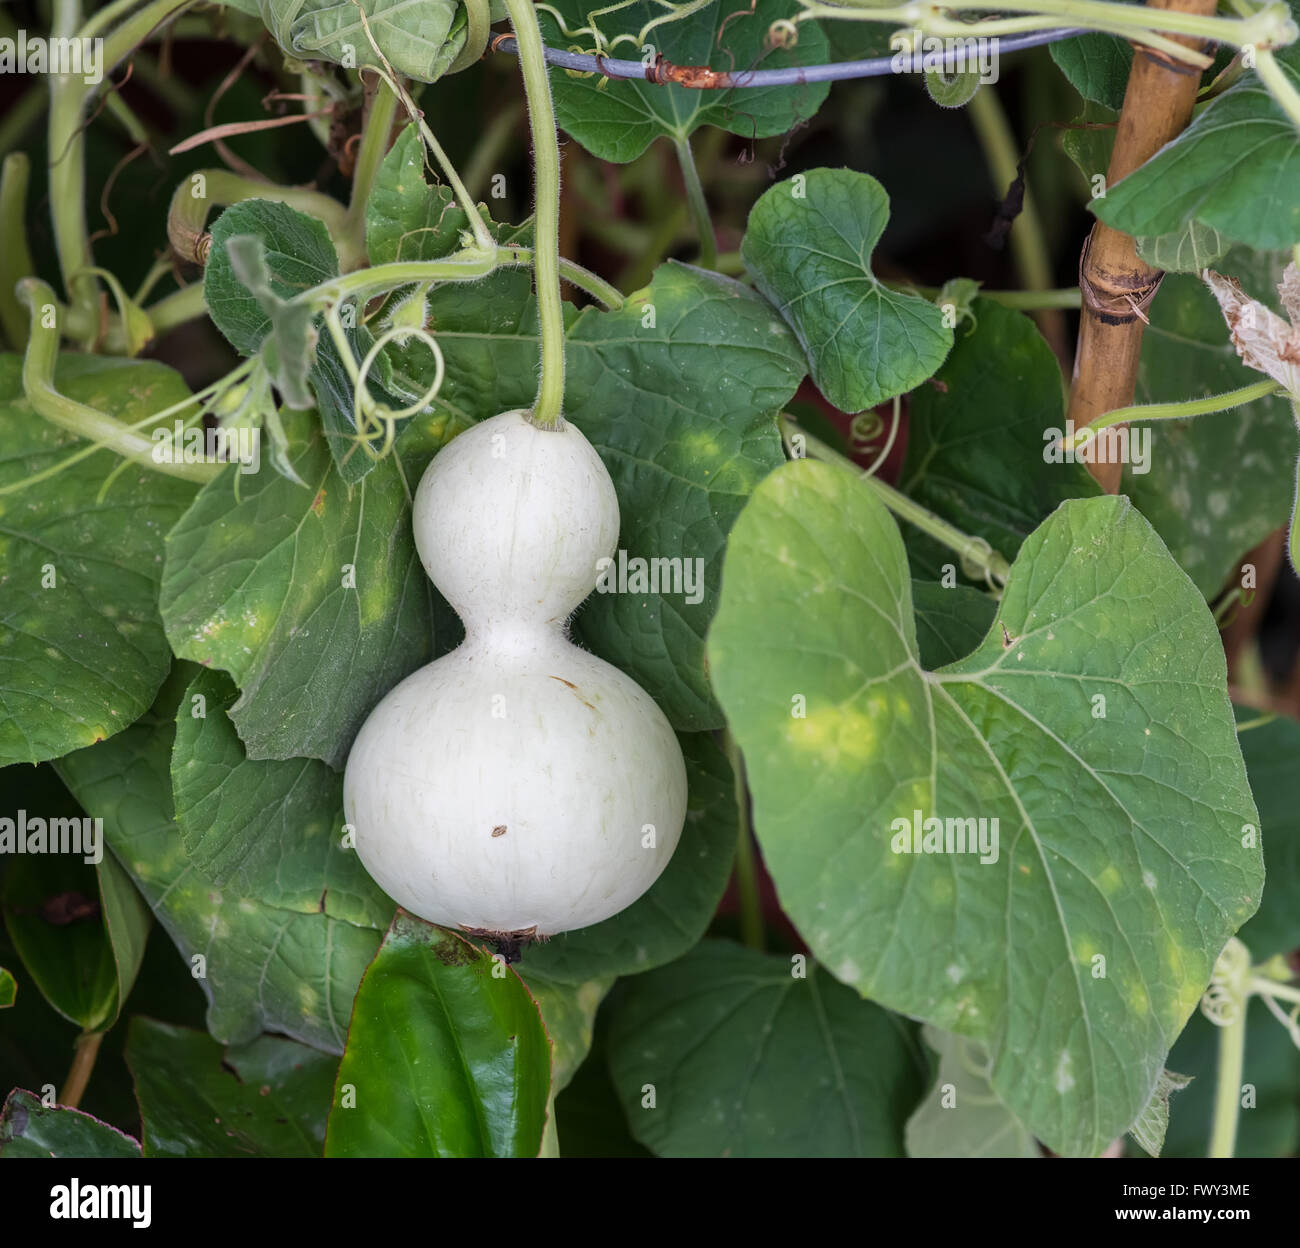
left=343, top=409, right=688, bottom=940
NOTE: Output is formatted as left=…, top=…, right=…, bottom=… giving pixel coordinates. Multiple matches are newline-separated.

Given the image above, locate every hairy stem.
left=48, top=0, right=94, bottom=331
left=0, top=154, right=36, bottom=350
left=505, top=0, right=567, bottom=430
left=1059, top=378, right=1281, bottom=449
left=674, top=134, right=717, bottom=270
left=347, top=75, right=399, bottom=252
left=1208, top=1002, right=1247, bottom=1157
left=17, top=278, right=218, bottom=482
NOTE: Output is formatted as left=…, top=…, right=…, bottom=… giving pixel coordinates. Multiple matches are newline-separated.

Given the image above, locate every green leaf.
left=520, top=731, right=737, bottom=983
left=1136, top=219, right=1228, bottom=274
left=325, top=915, right=551, bottom=1158
left=0, top=1090, right=141, bottom=1158
left=1124, top=256, right=1299, bottom=596
left=96, top=851, right=152, bottom=1024
left=126, top=1018, right=338, bottom=1157
left=554, top=1021, right=653, bottom=1157
left=1050, top=32, right=1132, bottom=109
left=171, top=667, right=393, bottom=927
left=261, top=0, right=469, bottom=84
left=708, top=460, right=1263, bottom=1156
left=366, top=125, right=470, bottom=266
left=1, top=767, right=118, bottom=1031
left=0, top=354, right=198, bottom=766
left=56, top=717, right=382, bottom=1052
left=159, top=408, right=432, bottom=769
left=905, top=1026, right=1039, bottom=1157
left=392, top=260, right=805, bottom=728
left=223, top=234, right=320, bottom=410
left=0, top=966, right=13, bottom=1007
left=742, top=168, right=952, bottom=412
left=205, top=199, right=395, bottom=484
left=1235, top=710, right=1300, bottom=960
left=1060, top=100, right=1116, bottom=188
left=899, top=299, right=1100, bottom=578
left=1128, top=1067, right=1192, bottom=1158
left=911, top=581, right=998, bottom=668
left=1093, top=57, right=1300, bottom=250
left=538, top=0, right=830, bottom=163
left=607, top=940, right=930, bottom=1157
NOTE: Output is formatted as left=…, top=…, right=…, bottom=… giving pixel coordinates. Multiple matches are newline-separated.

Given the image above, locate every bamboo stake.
left=1066, top=0, right=1219, bottom=493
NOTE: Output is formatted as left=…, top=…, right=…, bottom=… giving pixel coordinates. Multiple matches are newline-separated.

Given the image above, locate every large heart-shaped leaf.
left=0, top=354, right=198, bottom=765
left=538, top=0, right=829, bottom=163
left=742, top=169, right=952, bottom=412
left=126, top=1018, right=338, bottom=1157
left=708, top=459, right=1263, bottom=1156
left=325, top=915, right=550, bottom=1158
left=171, top=667, right=393, bottom=927
left=607, top=940, right=931, bottom=1157
left=0, top=1090, right=141, bottom=1158
left=56, top=716, right=382, bottom=1052
left=159, top=409, right=432, bottom=768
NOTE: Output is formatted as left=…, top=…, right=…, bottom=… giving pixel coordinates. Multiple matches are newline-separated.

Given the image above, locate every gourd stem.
left=505, top=0, right=567, bottom=431
left=780, top=415, right=1011, bottom=588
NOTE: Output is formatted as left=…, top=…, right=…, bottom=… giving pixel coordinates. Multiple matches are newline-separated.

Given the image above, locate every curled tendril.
left=1201, top=937, right=1251, bottom=1027
left=849, top=409, right=883, bottom=453
left=535, top=0, right=731, bottom=57
left=767, top=18, right=798, bottom=50
left=858, top=396, right=901, bottom=480
left=959, top=536, right=1003, bottom=590
left=350, top=324, right=448, bottom=464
